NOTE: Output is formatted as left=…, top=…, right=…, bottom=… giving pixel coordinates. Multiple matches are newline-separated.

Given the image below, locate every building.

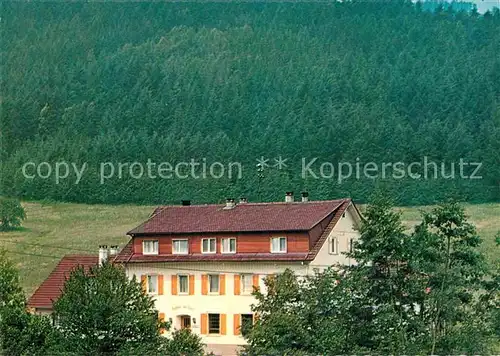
left=113, top=193, right=362, bottom=354
left=27, top=255, right=98, bottom=315
left=27, top=193, right=362, bottom=355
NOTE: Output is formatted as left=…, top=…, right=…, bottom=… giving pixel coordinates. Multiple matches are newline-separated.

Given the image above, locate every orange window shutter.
left=171, top=275, right=178, bottom=295
left=159, top=312, right=166, bottom=333
left=201, top=275, right=208, bottom=295
left=252, top=274, right=260, bottom=291
left=220, top=314, right=227, bottom=335
left=141, top=275, right=147, bottom=293
left=189, top=275, right=195, bottom=295
left=219, top=274, right=226, bottom=295
left=234, top=274, right=241, bottom=295
left=233, top=314, right=241, bottom=335
left=200, top=313, right=208, bottom=334
left=158, top=275, right=164, bottom=295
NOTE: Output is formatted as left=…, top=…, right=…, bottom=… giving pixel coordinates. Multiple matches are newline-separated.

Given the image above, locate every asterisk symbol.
left=274, top=156, right=288, bottom=170
left=256, top=156, right=270, bottom=170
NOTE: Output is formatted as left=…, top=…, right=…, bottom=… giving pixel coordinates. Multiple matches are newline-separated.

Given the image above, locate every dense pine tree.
left=1, top=2, right=499, bottom=205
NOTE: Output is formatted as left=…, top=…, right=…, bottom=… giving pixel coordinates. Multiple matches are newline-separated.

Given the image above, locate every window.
left=209, top=274, right=219, bottom=293
left=241, top=274, right=253, bottom=294
left=143, top=240, right=159, bottom=255
left=221, top=238, right=236, bottom=253
left=178, top=275, right=188, bottom=294
left=270, top=237, right=287, bottom=253
left=349, top=238, right=354, bottom=253
left=173, top=239, right=188, bottom=254
left=208, top=314, right=220, bottom=334
left=330, top=237, right=338, bottom=255
left=241, top=314, right=253, bottom=337
left=147, top=275, right=158, bottom=294
left=202, top=238, right=216, bottom=254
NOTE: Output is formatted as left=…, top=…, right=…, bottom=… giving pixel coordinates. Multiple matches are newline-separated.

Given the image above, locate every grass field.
left=0, top=201, right=499, bottom=296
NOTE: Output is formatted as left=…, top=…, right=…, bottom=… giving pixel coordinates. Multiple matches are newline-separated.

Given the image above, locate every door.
left=181, top=315, right=191, bottom=329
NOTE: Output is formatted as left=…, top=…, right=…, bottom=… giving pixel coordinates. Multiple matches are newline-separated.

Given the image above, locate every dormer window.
left=270, top=237, right=287, bottom=253
left=202, top=238, right=216, bottom=254
left=143, top=240, right=159, bottom=255
left=221, top=238, right=236, bottom=253
left=173, top=239, right=189, bottom=254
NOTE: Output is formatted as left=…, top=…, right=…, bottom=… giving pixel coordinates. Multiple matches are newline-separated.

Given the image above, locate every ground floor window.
left=208, top=313, right=220, bottom=334
left=241, top=313, right=253, bottom=336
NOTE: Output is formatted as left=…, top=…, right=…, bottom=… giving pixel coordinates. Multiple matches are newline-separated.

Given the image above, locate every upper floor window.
left=221, top=238, right=236, bottom=253
left=173, top=239, right=188, bottom=254
left=270, top=237, right=287, bottom=253
left=330, top=237, right=338, bottom=255
left=202, top=238, right=216, bottom=254
left=178, top=274, right=189, bottom=294
left=143, top=240, right=159, bottom=255
left=240, top=274, right=253, bottom=294
left=147, top=275, right=158, bottom=294
left=209, top=274, right=219, bottom=293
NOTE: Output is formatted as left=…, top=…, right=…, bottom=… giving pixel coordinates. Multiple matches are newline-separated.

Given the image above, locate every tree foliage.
left=1, top=2, right=499, bottom=205
left=0, top=198, right=26, bottom=231
left=0, top=250, right=54, bottom=356
left=243, top=199, right=499, bottom=354
left=51, top=262, right=163, bottom=355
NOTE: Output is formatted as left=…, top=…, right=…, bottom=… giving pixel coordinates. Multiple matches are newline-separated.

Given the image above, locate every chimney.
left=181, top=200, right=191, bottom=206
left=98, top=245, right=108, bottom=266
left=223, top=198, right=236, bottom=210
left=109, top=245, right=119, bottom=256
left=301, top=191, right=309, bottom=202
left=239, top=197, right=248, bottom=204
left=285, top=191, right=294, bottom=203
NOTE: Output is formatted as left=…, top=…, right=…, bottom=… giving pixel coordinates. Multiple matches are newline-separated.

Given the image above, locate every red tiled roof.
left=28, top=255, right=98, bottom=309
left=128, top=199, right=345, bottom=235
left=115, top=199, right=353, bottom=264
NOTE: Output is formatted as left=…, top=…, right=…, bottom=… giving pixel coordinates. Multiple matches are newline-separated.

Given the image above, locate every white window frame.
left=146, top=275, right=158, bottom=295
left=142, top=240, right=159, bottom=255
left=172, top=239, right=189, bottom=255
left=330, top=236, right=339, bottom=255
left=201, top=238, right=216, bottom=254
left=270, top=237, right=287, bottom=253
left=208, top=274, right=220, bottom=294
left=178, top=274, right=189, bottom=295
left=221, top=238, right=236, bottom=254
left=240, top=273, right=253, bottom=295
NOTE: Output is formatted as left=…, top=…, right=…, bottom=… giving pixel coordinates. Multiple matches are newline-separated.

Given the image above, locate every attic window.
left=271, top=237, right=287, bottom=253
left=342, top=212, right=346, bottom=218
left=143, top=240, right=159, bottom=255
left=329, top=237, right=339, bottom=255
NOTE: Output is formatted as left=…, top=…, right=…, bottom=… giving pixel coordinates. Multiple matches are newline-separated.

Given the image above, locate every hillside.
left=1, top=2, right=500, bottom=206
left=0, top=201, right=498, bottom=296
